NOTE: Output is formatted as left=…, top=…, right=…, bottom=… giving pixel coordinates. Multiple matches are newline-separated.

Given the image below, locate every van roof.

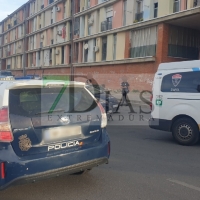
left=158, top=60, right=200, bottom=71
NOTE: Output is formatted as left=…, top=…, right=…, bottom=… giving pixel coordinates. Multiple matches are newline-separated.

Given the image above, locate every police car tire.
left=172, top=118, right=199, bottom=146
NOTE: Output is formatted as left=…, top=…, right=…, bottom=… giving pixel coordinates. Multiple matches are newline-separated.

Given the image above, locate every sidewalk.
left=110, top=91, right=151, bottom=106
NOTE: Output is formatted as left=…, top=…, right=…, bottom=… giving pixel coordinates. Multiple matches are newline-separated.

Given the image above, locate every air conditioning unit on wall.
left=84, top=43, right=89, bottom=50
left=57, top=30, right=62, bottom=35
left=56, top=7, right=61, bottom=12
left=94, top=46, right=99, bottom=52
left=88, top=18, right=94, bottom=25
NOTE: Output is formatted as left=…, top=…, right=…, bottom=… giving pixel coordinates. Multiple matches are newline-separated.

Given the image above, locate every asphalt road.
left=1, top=105, right=200, bottom=200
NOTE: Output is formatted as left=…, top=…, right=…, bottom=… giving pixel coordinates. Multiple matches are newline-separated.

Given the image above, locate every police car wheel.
left=172, top=118, right=199, bottom=146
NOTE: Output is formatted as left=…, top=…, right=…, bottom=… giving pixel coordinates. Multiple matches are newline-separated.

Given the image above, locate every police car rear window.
left=161, top=71, right=200, bottom=93
left=9, top=87, right=96, bottom=117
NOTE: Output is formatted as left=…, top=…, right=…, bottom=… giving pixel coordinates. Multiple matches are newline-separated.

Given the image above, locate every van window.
left=161, top=71, right=200, bottom=93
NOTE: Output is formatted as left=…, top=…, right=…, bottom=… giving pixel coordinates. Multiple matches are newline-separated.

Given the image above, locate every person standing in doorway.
left=121, top=76, right=129, bottom=106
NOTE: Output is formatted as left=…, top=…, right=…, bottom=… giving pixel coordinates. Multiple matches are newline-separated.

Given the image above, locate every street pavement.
left=1, top=105, right=200, bottom=200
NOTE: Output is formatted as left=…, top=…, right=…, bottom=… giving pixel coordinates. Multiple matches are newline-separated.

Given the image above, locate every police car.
left=149, top=60, right=200, bottom=146
left=0, top=77, right=110, bottom=190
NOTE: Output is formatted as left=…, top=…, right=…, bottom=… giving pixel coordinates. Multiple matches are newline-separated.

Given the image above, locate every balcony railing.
left=135, top=12, right=143, bottom=21
left=101, top=21, right=112, bottom=32
left=173, top=1, right=180, bottom=13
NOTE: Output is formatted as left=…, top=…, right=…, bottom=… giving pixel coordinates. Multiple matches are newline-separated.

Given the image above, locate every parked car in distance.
left=0, top=71, right=13, bottom=77
left=15, top=75, right=41, bottom=80
left=0, top=79, right=110, bottom=190
left=86, top=85, right=119, bottom=114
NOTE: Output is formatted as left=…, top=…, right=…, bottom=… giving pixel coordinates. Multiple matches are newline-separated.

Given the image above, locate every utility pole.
left=70, top=0, right=75, bottom=81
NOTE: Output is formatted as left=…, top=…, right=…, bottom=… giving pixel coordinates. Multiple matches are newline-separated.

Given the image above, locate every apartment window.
left=63, top=2, right=66, bottom=18
left=69, top=45, right=72, bottom=63
left=87, top=0, right=90, bottom=9
left=49, top=0, right=54, bottom=4
left=88, top=26, right=92, bottom=36
left=49, top=49, right=52, bottom=65
left=60, top=46, right=65, bottom=64
left=130, top=26, right=157, bottom=58
left=38, top=51, right=41, bottom=60
left=93, top=39, right=96, bottom=62
left=173, top=0, right=180, bottom=13
left=74, top=17, right=80, bottom=36
left=135, top=0, right=143, bottom=21
left=102, top=37, right=107, bottom=61
left=113, top=34, right=117, bottom=60
left=75, top=43, right=79, bottom=63
left=137, top=0, right=142, bottom=12
left=168, top=25, right=200, bottom=59
left=123, top=0, right=127, bottom=26
left=88, top=14, right=92, bottom=36
left=101, top=17, right=113, bottom=32
left=154, top=3, right=158, bottom=18
left=70, top=22, right=72, bottom=39
left=84, top=41, right=88, bottom=62
left=21, top=26, right=23, bottom=36
left=194, top=0, right=200, bottom=7
left=41, top=0, right=44, bottom=9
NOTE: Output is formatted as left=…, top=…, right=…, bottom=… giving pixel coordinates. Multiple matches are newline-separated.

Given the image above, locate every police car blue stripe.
left=192, top=68, right=200, bottom=71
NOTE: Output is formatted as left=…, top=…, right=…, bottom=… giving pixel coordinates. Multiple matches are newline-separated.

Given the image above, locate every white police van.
left=149, top=60, right=200, bottom=146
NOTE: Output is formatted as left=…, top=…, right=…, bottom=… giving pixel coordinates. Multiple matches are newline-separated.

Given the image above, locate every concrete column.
left=106, top=34, right=114, bottom=61
left=78, top=42, right=83, bottom=63
left=158, top=0, right=174, bottom=17
left=66, top=0, right=71, bottom=18
left=65, top=45, right=70, bottom=64
left=116, top=32, right=125, bottom=60
left=156, top=23, right=170, bottom=64
left=96, top=37, right=102, bottom=62
left=187, top=0, right=194, bottom=9
left=181, top=0, right=187, bottom=10
left=55, top=47, right=62, bottom=65
left=84, top=15, right=88, bottom=36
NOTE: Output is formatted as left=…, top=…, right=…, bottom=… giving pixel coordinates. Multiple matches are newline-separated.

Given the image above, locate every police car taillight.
left=97, top=102, right=107, bottom=128
left=0, top=107, right=13, bottom=142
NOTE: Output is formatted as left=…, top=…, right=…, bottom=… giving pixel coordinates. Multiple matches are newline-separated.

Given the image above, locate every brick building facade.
left=0, top=0, right=200, bottom=91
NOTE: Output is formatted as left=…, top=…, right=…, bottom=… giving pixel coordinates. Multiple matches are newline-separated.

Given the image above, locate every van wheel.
left=172, top=118, right=199, bottom=146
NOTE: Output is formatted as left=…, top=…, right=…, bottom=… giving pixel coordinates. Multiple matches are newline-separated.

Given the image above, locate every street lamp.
left=7, top=13, right=26, bottom=76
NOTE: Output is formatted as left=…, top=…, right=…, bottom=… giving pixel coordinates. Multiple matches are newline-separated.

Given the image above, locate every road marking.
left=167, top=179, right=200, bottom=192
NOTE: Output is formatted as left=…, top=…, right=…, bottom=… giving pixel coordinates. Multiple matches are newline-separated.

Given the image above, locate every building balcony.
left=135, top=12, right=143, bottom=21
left=101, top=20, right=112, bottom=32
